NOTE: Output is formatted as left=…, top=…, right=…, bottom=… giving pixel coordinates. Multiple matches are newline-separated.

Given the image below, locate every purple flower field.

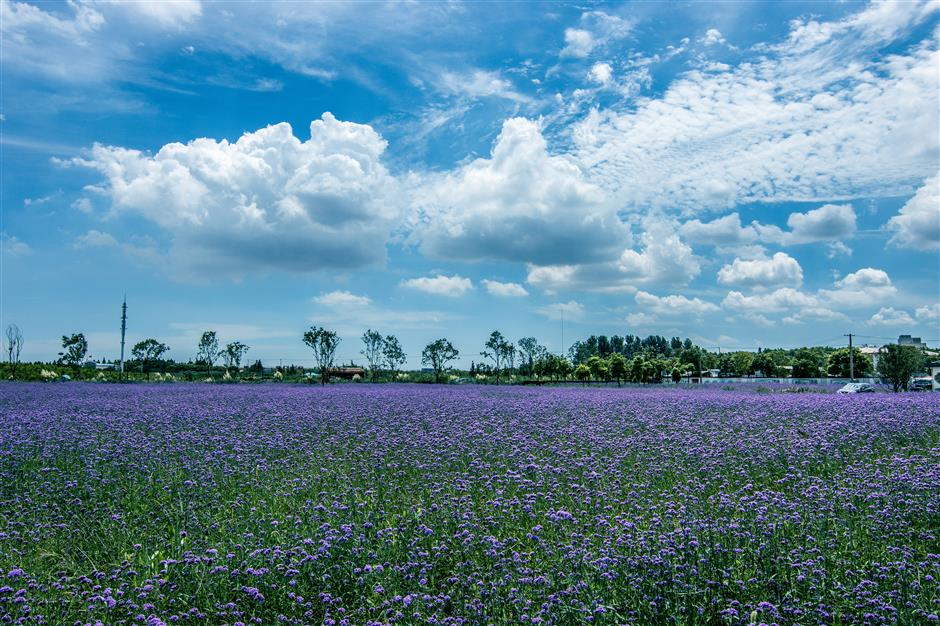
left=0, top=383, right=938, bottom=625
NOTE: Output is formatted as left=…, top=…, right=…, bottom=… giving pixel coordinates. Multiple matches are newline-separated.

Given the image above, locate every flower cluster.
left=0, top=383, right=937, bottom=625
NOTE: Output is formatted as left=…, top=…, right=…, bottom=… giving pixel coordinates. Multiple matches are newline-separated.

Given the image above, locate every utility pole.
left=120, top=295, right=127, bottom=380
left=845, top=333, right=854, bottom=381
left=560, top=309, right=564, bottom=358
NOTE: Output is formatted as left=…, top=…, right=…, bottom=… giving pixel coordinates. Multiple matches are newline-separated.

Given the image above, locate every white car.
left=837, top=382, right=874, bottom=393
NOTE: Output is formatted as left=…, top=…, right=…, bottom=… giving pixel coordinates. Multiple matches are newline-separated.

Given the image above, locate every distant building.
left=898, top=335, right=927, bottom=350
left=326, top=366, right=366, bottom=380
left=858, top=345, right=881, bottom=371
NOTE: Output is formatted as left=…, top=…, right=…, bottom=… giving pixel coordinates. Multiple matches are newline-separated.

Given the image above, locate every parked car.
left=837, top=382, right=874, bottom=394
left=910, top=379, right=933, bottom=391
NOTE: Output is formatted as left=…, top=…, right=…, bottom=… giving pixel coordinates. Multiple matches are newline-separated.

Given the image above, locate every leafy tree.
left=5, top=324, right=23, bottom=380
left=422, top=338, right=459, bottom=384
left=197, top=331, right=221, bottom=376
left=716, top=353, right=735, bottom=376
left=671, top=367, right=683, bottom=383
left=554, top=355, right=572, bottom=381
left=382, top=335, right=407, bottom=380
left=628, top=355, right=647, bottom=383
left=303, top=326, right=340, bottom=385
left=131, top=338, right=169, bottom=378
left=608, top=353, right=627, bottom=386
left=791, top=348, right=823, bottom=378
left=574, top=363, right=591, bottom=384
left=361, top=329, right=384, bottom=382
left=731, top=352, right=754, bottom=377
left=679, top=346, right=705, bottom=378
left=59, top=333, right=88, bottom=367
left=826, top=348, right=873, bottom=378
left=481, top=331, right=514, bottom=384
left=223, top=341, right=249, bottom=372
left=750, top=352, right=779, bottom=377
left=586, top=355, right=608, bottom=381
left=877, top=344, right=925, bottom=392
left=517, top=337, right=541, bottom=376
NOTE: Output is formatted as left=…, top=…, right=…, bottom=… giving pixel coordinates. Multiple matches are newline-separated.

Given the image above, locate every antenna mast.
left=120, top=295, right=127, bottom=379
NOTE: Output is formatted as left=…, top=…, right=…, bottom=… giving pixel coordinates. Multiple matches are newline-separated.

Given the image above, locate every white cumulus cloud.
left=886, top=172, right=939, bottom=251
left=414, top=117, right=630, bottom=265
left=634, top=290, right=719, bottom=317
left=70, top=113, right=399, bottom=275
left=717, top=252, right=803, bottom=288
left=915, top=303, right=940, bottom=321
left=313, top=290, right=372, bottom=308
left=819, top=267, right=898, bottom=308
left=401, top=274, right=473, bottom=297
left=481, top=279, right=528, bottom=297
left=869, top=306, right=915, bottom=326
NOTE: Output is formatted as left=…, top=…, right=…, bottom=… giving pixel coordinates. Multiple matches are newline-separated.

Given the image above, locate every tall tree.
left=791, top=348, right=824, bottom=378
left=59, top=333, right=88, bottom=367
left=481, top=331, right=513, bottom=384
left=826, top=348, right=873, bottom=378
left=422, top=338, right=459, bottom=384
left=223, top=341, right=250, bottom=373
left=877, top=344, right=924, bottom=392
left=303, top=326, right=340, bottom=385
left=131, top=338, right=169, bottom=379
left=197, top=331, right=221, bottom=376
left=517, top=337, right=540, bottom=376
left=750, top=352, right=779, bottom=377
left=5, top=324, right=23, bottom=380
left=361, top=329, right=384, bottom=382
left=731, top=352, right=754, bottom=377
left=609, top=353, right=627, bottom=386
left=382, top=335, right=407, bottom=380
left=586, top=355, right=608, bottom=381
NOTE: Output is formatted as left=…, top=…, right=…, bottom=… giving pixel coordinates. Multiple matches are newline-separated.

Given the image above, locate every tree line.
left=2, top=323, right=934, bottom=391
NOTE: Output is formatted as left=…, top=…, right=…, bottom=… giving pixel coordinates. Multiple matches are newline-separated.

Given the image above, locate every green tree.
left=826, top=348, right=873, bottom=378
left=574, top=363, right=591, bottom=384
left=196, top=331, right=221, bottom=376
left=608, top=353, right=627, bottom=386
left=59, top=333, right=88, bottom=367
left=303, top=326, right=340, bottom=385
left=789, top=348, right=823, bottom=378
left=628, top=355, right=647, bottom=383
left=678, top=346, right=705, bottom=379
left=422, top=338, right=459, bottom=384
left=131, top=338, right=169, bottom=379
left=223, top=341, right=249, bottom=374
left=731, top=352, right=754, bottom=377
left=481, top=331, right=514, bottom=384
left=361, top=329, right=384, bottom=382
left=877, top=344, right=925, bottom=392
left=750, top=352, right=779, bottom=377
left=382, top=335, right=407, bottom=380
left=586, top=355, right=608, bottom=381
left=517, top=337, right=541, bottom=377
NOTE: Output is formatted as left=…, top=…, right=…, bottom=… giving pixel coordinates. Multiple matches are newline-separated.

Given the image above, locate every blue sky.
left=1, top=0, right=938, bottom=366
